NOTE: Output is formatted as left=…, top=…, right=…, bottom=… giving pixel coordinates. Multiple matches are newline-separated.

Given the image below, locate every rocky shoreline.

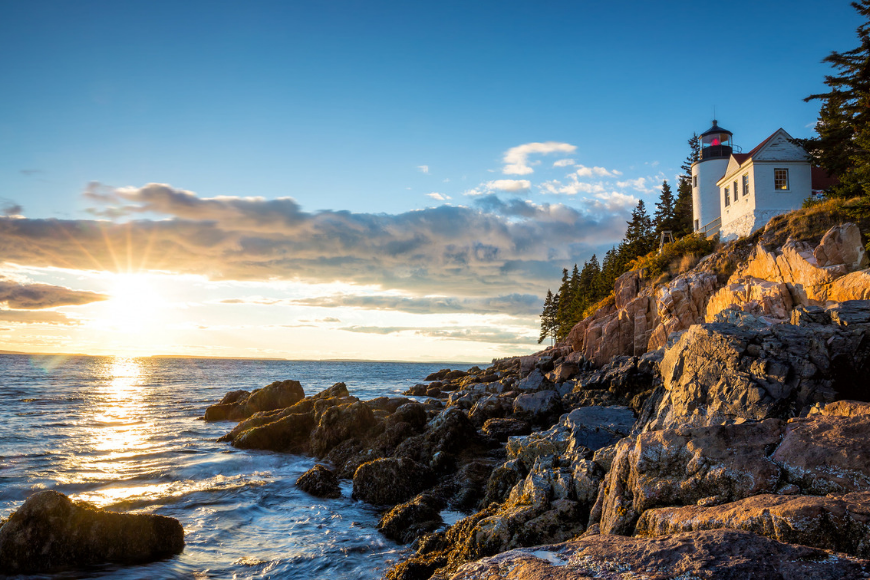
left=1, top=219, right=869, bottom=578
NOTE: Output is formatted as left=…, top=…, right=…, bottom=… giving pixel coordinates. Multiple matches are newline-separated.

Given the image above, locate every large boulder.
left=231, top=411, right=316, bottom=452
left=481, top=418, right=530, bottom=442
left=814, top=222, right=869, bottom=271
left=204, top=380, right=304, bottom=422
left=644, top=303, right=870, bottom=432
left=772, top=413, right=870, bottom=495
left=395, top=407, right=479, bottom=468
left=597, top=419, right=786, bottom=535
left=448, top=529, right=870, bottom=580
left=598, top=412, right=870, bottom=536
left=295, top=464, right=341, bottom=499
left=0, top=491, right=184, bottom=574
left=562, top=405, right=635, bottom=451
left=377, top=493, right=444, bottom=544
left=352, top=457, right=434, bottom=506
left=310, top=401, right=377, bottom=457
left=511, top=390, right=562, bottom=425
left=636, top=492, right=870, bottom=558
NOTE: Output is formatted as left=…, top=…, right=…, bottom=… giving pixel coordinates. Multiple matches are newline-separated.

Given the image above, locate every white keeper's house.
left=690, top=120, right=835, bottom=242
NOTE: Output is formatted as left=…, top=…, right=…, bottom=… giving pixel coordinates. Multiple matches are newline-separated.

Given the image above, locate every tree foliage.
left=796, top=0, right=870, bottom=197
left=537, top=133, right=711, bottom=343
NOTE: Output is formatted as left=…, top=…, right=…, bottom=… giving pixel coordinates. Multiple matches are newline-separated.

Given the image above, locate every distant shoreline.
left=0, top=351, right=489, bottom=365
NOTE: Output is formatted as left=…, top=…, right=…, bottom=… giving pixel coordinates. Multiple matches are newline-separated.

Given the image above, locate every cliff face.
left=567, top=222, right=870, bottom=366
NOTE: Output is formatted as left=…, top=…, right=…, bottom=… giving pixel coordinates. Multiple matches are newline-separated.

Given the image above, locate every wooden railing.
left=699, top=217, right=721, bottom=239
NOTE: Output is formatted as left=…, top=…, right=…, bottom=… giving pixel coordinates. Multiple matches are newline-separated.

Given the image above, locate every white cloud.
left=616, top=177, right=656, bottom=193
left=592, top=191, right=638, bottom=211
left=426, top=193, right=452, bottom=201
left=552, top=159, right=575, bottom=168
left=464, top=179, right=532, bottom=197
left=539, top=179, right=607, bottom=196
left=487, top=179, right=531, bottom=192
left=575, top=165, right=622, bottom=178
left=418, top=165, right=429, bottom=174
left=443, top=178, right=450, bottom=183
left=503, top=142, right=577, bottom=175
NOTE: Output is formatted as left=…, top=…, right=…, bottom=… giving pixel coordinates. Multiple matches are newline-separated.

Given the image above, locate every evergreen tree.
left=675, top=133, right=699, bottom=236
left=623, top=199, right=655, bottom=259
left=538, top=289, right=557, bottom=345
left=674, top=177, right=694, bottom=236
left=797, top=0, right=870, bottom=197
left=653, top=180, right=678, bottom=238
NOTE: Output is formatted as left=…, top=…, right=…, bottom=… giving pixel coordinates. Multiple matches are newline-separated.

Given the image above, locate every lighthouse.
left=691, top=120, right=733, bottom=234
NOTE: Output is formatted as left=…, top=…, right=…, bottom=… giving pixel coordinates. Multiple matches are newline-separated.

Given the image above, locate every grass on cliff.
left=761, top=196, right=870, bottom=250
left=627, top=234, right=719, bottom=282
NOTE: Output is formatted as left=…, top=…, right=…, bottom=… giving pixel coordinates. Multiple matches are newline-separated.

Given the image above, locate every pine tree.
left=797, top=0, right=870, bottom=197
left=653, top=180, right=677, bottom=238
left=623, top=199, right=655, bottom=259
left=675, top=133, right=700, bottom=236
left=538, top=289, right=557, bottom=345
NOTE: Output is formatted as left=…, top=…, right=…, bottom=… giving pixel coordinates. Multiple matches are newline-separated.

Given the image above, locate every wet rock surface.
left=449, top=529, right=870, bottom=580
left=0, top=490, right=184, bottom=574
left=295, top=464, right=341, bottom=499
left=352, top=457, right=435, bottom=506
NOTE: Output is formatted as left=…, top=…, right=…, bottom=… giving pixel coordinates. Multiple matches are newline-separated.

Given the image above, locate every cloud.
left=418, top=165, right=429, bottom=174
left=1, top=202, right=23, bottom=217
left=0, top=309, right=77, bottom=325
left=616, top=177, right=657, bottom=193
left=575, top=165, right=622, bottom=178
left=339, top=325, right=537, bottom=345
left=503, top=142, right=576, bottom=175
left=3, top=182, right=630, bottom=300
left=289, top=293, right=541, bottom=316
left=553, top=159, right=575, bottom=168
left=0, top=279, right=108, bottom=309
left=20, top=169, right=43, bottom=176
left=464, top=180, right=531, bottom=196
left=426, top=193, right=452, bottom=201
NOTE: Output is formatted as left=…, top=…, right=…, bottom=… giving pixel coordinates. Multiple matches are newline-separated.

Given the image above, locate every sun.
left=105, top=273, right=164, bottom=332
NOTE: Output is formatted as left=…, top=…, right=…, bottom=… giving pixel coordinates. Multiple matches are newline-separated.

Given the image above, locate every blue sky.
left=0, top=0, right=861, bottom=360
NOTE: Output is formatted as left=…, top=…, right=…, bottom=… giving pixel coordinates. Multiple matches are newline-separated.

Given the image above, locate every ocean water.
left=0, top=354, right=481, bottom=579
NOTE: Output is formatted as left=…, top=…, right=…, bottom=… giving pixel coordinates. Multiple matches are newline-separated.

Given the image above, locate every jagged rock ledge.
left=198, top=221, right=870, bottom=580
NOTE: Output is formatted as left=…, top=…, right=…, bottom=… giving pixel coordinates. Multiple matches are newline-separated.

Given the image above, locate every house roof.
left=717, top=129, right=792, bottom=183
left=744, top=130, right=781, bottom=159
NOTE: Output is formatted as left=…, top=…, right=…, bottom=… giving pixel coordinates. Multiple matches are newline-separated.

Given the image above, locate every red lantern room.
left=699, top=120, right=733, bottom=159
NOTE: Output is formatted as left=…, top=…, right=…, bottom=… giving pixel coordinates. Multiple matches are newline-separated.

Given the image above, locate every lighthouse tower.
left=691, top=120, right=733, bottom=234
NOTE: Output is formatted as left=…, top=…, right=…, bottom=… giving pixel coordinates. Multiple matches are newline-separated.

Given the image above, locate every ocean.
left=0, top=354, right=481, bottom=579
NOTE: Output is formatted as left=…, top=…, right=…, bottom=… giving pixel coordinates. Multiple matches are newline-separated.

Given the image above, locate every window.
left=743, top=174, right=750, bottom=196
left=693, top=175, right=698, bottom=188
left=694, top=219, right=699, bottom=231
left=774, top=168, right=789, bottom=190
left=724, top=187, right=730, bottom=206
left=733, top=181, right=738, bottom=202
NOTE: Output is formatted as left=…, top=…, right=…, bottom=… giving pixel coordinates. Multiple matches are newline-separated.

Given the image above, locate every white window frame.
left=724, top=187, right=730, bottom=207
left=733, top=180, right=738, bottom=202
left=743, top=174, right=750, bottom=196
left=774, top=168, right=789, bottom=190
left=693, top=175, right=698, bottom=188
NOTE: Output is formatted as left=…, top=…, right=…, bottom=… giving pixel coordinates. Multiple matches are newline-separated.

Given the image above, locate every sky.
left=0, top=0, right=861, bottom=361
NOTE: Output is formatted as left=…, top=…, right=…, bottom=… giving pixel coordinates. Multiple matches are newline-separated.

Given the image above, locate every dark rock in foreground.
left=378, top=493, right=444, bottom=544
left=352, top=457, right=434, bottom=506
left=204, top=379, right=304, bottom=422
left=449, top=529, right=870, bottom=580
left=0, top=490, right=184, bottom=574
left=295, top=464, right=341, bottom=499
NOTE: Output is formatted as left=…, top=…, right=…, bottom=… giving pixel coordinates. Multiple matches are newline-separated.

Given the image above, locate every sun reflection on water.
left=63, top=357, right=163, bottom=506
